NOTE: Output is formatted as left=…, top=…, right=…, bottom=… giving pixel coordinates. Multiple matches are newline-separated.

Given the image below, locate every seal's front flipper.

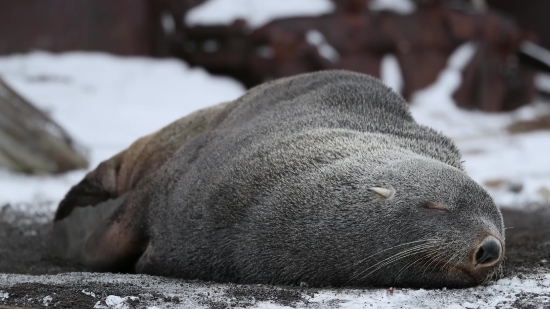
left=51, top=194, right=148, bottom=272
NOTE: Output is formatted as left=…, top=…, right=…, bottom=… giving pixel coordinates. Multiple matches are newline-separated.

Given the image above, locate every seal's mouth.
left=431, top=259, right=482, bottom=286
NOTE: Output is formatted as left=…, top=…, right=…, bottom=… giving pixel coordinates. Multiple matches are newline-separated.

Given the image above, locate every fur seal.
left=52, top=70, right=504, bottom=288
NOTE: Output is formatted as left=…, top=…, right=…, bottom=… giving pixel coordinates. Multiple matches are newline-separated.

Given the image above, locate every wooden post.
left=0, top=77, right=89, bottom=174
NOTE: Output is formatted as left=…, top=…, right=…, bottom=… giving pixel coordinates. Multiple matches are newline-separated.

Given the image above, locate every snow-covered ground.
left=0, top=52, right=245, bottom=213
left=186, top=0, right=335, bottom=29
left=1, top=272, right=549, bottom=309
left=185, top=0, right=417, bottom=30
left=0, top=47, right=549, bottom=308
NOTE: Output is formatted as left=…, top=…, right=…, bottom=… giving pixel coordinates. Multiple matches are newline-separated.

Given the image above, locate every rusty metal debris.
left=169, top=0, right=541, bottom=112
left=0, top=0, right=548, bottom=112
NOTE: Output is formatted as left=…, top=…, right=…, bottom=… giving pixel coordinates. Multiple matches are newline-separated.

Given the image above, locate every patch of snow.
left=94, top=295, right=138, bottom=309
left=521, top=41, right=550, bottom=69
left=106, top=295, right=125, bottom=306
left=161, top=12, right=176, bottom=34
left=381, top=54, right=403, bottom=95
left=305, top=30, right=340, bottom=63
left=0, top=169, right=83, bottom=214
left=300, top=274, right=550, bottom=308
left=536, top=73, right=550, bottom=93
left=1, top=272, right=549, bottom=308
left=253, top=303, right=296, bottom=309
left=42, top=295, right=53, bottom=306
left=82, top=289, right=96, bottom=298
left=0, top=291, right=8, bottom=300
left=0, top=52, right=245, bottom=211
left=370, top=0, right=417, bottom=14
left=185, top=0, right=335, bottom=29
left=410, top=42, right=550, bottom=208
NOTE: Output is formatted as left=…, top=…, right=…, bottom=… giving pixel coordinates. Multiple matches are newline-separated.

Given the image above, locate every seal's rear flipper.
left=51, top=195, right=125, bottom=261
left=51, top=194, right=148, bottom=272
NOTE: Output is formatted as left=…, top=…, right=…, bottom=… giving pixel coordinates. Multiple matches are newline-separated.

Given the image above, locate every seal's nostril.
left=475, top=236, right=502, bottom=266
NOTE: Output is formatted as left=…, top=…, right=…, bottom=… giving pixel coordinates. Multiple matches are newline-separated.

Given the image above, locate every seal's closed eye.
left=422, top=202, right=448, bottom=211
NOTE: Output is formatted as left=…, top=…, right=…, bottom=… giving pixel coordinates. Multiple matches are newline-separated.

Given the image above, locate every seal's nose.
left=475, top=236, right=502, bottom=266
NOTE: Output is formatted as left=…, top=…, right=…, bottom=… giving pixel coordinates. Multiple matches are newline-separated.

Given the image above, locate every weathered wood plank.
left=0, top=77, right=89, bottom=174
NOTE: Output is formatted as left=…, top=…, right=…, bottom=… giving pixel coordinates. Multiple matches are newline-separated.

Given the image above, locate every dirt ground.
left=0, top=203, right=549, bottom=308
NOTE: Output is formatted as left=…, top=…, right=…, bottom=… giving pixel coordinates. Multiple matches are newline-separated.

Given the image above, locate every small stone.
left=508, top=182, right=523, bottom=193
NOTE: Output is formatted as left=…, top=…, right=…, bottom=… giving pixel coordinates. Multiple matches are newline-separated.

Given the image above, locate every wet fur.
left=53, top=71, right=504, bottom=287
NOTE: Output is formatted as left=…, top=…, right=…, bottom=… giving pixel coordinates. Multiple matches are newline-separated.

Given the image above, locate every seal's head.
left=245, top=149, right=504, bottom=288
left=339, top=157, right=504, bottom=288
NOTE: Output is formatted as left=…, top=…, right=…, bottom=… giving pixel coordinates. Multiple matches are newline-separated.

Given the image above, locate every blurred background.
left=1, top=0, right=550, bottom=212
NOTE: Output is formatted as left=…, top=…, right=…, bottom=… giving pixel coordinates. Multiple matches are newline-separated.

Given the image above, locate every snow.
left=1, top=272, right=549, bottom=308
left=305, top=30, right=340, bottom=63
left=108, top=296, right=138, bottom=309
left=161, top=13, right=176, bottom=34
left=299, top=274, right=550, bottom=308
left=185, top=0, right=419, bottom=29
left=521, top=41, right=550, bottom=69
left=42, top=295, right=53, bottom=306
left=93, top=295, right=139, bottom=309
left=380, top=54, right=404, bottom=95
left=185, top=0, right=335, bottom=29
left=536, top=73, right=550, bottom=93
left=0, top=52, right=245, bottom=212
left=407, top=43, right=550, bottom=207
left=82, top=289, right=97, bottom=298
left=370, top=0, right=417, bottom=14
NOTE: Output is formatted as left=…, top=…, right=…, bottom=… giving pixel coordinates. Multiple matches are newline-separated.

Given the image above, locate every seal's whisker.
left=439, top=243, right=465, bottom=271
left=346, top=243, right=436, bottom=284
left=393, top=249, right=442, bottom=283
left=348, top=238, right=442, bottom=268
left=420, top=247, right=454, bottom=278
left=420, top=243, right=452, bottom=276
left=420, top=241, right=462, bottom=277
left=349, top=242, right=442, bottom=284
left=345, top=238, right=442, bottom=278
left=357, top=244, right=441, bottom=282
left=421, top=252, right=455, bottom=280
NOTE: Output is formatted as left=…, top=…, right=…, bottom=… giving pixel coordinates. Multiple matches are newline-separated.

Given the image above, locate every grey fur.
left=61, top=70, right=505, bottom=287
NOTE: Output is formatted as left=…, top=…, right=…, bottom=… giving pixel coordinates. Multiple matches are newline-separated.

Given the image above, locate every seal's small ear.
left=369, top=187, right=395, bottom=200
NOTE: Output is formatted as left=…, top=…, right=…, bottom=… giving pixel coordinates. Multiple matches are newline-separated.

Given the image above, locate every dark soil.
left=0, top=203, right=549, bottom=308
left=500, top=207, right=550, bottom=275
left=3, top=282, right=143, bottom=309
left=0, top=204, right=88, bottom=275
